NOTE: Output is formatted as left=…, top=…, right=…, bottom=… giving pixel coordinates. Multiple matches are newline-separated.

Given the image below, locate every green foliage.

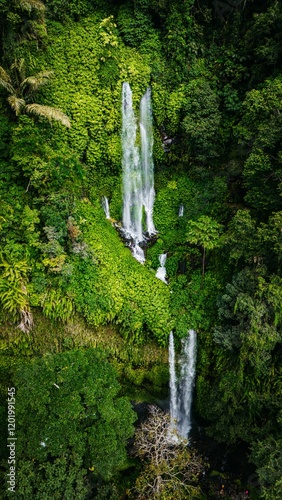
left=10, top=116, right=80, bottom=192
left=186, top=216, right=223, bottom=251
left=251, top=435, right=282, bottom=500
left=226, top=209, right=282, bottom=273
left=8, top=348, right=135, bottom=498
left=67, top=201, right=172, bottom=344
left=0, top=0, right=46, bottom=53
left=42, top=288, right=73, bottom=322
left=0, top=255, right=30, bottom=321
left=117, top=5, right=155, bottom=48
left=214, top=269, right=280, bottom=359
left=242, top=1, right=282, bottom=77
left=236, top=77, right=282, bottom=213
left=170, top=271, right=222, bottom=337
left=181, top=79, right=222, bottom=161
left=197, top=266, right=282, bottom=444
left=186, top=215, right=223, bottom=275
left=44, top=0, right=94, bottom=22
left=164, top=1, right=199, bottom=83
left=225, top=209, right=258, bottom=264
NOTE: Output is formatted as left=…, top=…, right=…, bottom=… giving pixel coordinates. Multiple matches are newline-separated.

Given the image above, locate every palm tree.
left=0, top=59, right=71, bottom=128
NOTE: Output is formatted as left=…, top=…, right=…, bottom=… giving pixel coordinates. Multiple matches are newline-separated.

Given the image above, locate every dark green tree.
left=251, top=434, right=282, bottom=500
left=186, top=215, right=222, bottom=275
left=236, top=77, right=282, bottom=214
left=10, top=349, right=136, bottom=498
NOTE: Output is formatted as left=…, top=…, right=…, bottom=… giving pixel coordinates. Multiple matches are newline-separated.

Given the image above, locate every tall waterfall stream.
left=121, top=82, right=156, bottom=263
left=169, top=330, right=197, bottom=440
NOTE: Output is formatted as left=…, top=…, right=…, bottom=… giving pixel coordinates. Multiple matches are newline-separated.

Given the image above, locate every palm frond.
left=0, top=77, right=14, bottom=95
left=0, top=66, right=12, bottom=84
left=7, top=96, right=26, bottom=116
left=25, top=104, right=71, bottom=128
left=20, top=71, right=54, bottom=94
left=11, top=59, right=26, bottom=88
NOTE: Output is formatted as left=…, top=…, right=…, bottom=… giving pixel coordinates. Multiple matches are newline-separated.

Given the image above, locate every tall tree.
left=186, top=216, right=223, bottom=276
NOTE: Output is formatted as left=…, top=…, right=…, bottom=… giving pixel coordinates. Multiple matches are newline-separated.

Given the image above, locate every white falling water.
left=169, top=331, right=178, bottom=440
left=179, top=204, right=184, bottom=217
left=177, top=330, right=197, bottom=438
left=140, top=88, right=156, bottom=236
left=121, top=83, right=156, bottom=262
left=102, top=196, right=110, bottom=219
left=156, top=253, right=168, bottom=283
left=169, top=330, right=197, bottom=440
left=131, top=243, right=145, bottom=264
left=122, top=82, right=143, bottom=243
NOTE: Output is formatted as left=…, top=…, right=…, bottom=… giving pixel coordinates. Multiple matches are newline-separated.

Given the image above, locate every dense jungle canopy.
left=0, top=0, right=281, bottom=498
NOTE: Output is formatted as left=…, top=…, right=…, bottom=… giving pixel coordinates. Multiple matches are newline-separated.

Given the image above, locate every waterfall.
left=102, top=196, right=110, bottom=219
left=122, top=82, right=143, bottom=243
left=140, top=88, right=156, bottom=236
left=169, top=332, right=178, bottom=437
left=156, top=253, right=167, bottom=283
left=179, top=204, right=184, bottom=217
left=177, top=330, right=197, bottom=438
left=121, top=83, right=156, bottom=262
left=131, top=243, right=145, bottom=264
left=168, top=330, right=197, bottom=440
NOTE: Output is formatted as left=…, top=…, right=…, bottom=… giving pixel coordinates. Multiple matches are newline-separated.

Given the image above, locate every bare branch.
left=132, top=405, right=204, bottom=499
left=18, top=308, right=33, bottom=333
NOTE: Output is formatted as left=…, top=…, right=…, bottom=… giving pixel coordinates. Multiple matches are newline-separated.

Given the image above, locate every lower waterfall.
left=131, top=243, right=145, bottom=264
left=102, top=196, right=110, bottom=219
left=156, top=253, right=167, bottom=283
left=169, top=330, right=197, bottom=440
left=169, top=331, right=178, bottom=428
left=178, top=204, right=184, bottom=217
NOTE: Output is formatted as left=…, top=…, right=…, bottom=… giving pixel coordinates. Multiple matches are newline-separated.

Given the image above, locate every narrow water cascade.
left=102, top=196, right=110, bottom=219
left=156, top=253, right=168, bottom=283
left=131, top=243, right=145, bottom=264
left=169, top=331, right=178, bottom=435
left=177, top=329, right=197, bottom=438
left=121, top=82, right=156, bottom=263
left=168, top=330, right=197, bottom=440
left=140, top=88, right=156, bottom=236
left=178, top=204, right=184, bottom=217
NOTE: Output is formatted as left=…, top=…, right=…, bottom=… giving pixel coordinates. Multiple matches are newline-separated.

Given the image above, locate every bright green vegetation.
left=0, top=0, right=281, bottom=498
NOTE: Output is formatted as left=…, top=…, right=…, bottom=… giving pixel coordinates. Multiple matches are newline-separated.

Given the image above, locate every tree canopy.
left=11, top=349, right=136, bottom=498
